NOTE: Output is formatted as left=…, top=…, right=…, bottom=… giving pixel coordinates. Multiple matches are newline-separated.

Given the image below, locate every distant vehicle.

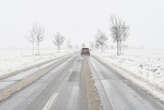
left=81, top=48, right=90, bottom=56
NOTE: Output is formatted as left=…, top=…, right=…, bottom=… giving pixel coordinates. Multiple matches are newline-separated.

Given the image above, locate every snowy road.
left=0, top=55, right=69, bottom=90
left=0, top=54, right=163, bottom=110
left=89, top=56, right=164, bottom=110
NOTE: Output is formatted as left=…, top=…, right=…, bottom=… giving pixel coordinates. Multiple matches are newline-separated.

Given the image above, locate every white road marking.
left=42, top=93, right=58, bottom=110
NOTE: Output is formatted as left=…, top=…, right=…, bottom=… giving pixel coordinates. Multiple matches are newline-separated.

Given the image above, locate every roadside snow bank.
left=0, top=56, right=71, bottom=102
left=93, top=53, right=164, bottom=103
left=0, top=50, right=72, bottom=77
left=92, top=49, right=164, bottom=91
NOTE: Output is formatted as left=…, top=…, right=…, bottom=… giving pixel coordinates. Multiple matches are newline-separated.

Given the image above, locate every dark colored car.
left=81, top=48, right=90, bottom=56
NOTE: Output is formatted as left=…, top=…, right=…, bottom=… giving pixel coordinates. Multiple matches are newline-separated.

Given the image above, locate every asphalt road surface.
left=0, top=54, right=163, bottom=110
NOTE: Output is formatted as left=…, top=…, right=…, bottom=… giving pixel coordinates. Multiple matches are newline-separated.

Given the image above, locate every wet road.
left=0, top=55, right=88, bottom=110
left=0, top=55, right=163, bottom=110
left=0, top=57, right=65, bottom=90
left=89, top=56, right=164, bottom=110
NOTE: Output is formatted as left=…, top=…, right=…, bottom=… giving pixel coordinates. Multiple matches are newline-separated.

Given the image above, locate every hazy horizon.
left=0, top=0, right=164, bottom=49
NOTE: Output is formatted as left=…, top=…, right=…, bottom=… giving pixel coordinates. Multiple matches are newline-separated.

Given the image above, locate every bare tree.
left=110, top=16, right=129, bottom=56
left=28, top=23, right=45, bottom=56
left=52, top=32, right=65, bottom=51
left=95, top=30, right=108, bottom=52
left=27, top=33, right=35, bottom=55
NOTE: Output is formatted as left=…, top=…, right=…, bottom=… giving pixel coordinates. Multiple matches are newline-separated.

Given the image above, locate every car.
left=81, top=48, right=90, bottom=56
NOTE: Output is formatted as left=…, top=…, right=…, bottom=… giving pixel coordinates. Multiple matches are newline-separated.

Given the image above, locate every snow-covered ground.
left=93, top=48, right=164, bottom=95
left=0, top=48, right=72, bottom=76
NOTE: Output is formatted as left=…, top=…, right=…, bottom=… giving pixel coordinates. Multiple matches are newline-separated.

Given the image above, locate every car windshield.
left=82, top=48, right=89, bottom=51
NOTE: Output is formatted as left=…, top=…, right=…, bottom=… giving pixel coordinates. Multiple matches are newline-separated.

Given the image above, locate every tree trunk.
left=119, top=41, right=121, bottom=56
left=119, top=41, right=122, bottom=55
left=37, top=42, right=40, bottom=56
left=117, top=40, right=119, bottom=56
left=32, top=42, right=34, bottom=56
left=117, top=40, right=122, bottom=56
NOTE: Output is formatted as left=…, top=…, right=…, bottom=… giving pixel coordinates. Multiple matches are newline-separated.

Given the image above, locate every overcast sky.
left=0, top=0, right=164, bottom=49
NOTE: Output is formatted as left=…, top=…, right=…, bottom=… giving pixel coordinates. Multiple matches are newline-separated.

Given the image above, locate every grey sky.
left=0, top=0, right=164, bottom=48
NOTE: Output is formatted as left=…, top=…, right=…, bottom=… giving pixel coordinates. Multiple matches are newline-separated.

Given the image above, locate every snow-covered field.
left=0, top=48, right=72, bottom=76
left=94, top=48, right=164, bottom=101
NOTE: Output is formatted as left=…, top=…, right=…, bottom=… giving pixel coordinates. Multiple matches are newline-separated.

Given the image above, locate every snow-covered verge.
left=0, top=49, right=73, bottom=77
left=92, top=48, right=164, bottom=103
left=0, top=56, right=71, bottom=102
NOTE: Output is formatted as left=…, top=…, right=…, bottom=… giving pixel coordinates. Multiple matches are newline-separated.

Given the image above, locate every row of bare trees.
left=27, top=15, right=129, bottom=56
left=93, top=16, right=129, bottom=56
left=27, top=23, right=65, bottom=56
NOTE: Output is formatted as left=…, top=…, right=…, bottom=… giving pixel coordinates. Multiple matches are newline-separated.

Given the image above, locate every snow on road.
left=93, top=48, right=164, bottom=102
left=94, top=48, right=164, bottom=86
